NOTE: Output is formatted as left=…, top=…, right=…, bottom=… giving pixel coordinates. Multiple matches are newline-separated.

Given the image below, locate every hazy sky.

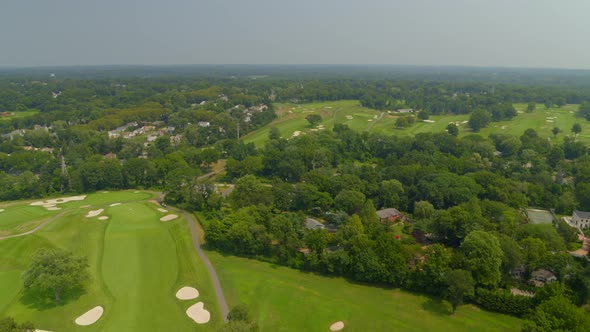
left=1, top=0, right=589, bottom=68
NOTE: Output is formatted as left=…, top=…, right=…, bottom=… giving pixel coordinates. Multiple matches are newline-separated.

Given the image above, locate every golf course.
left=242, top=101, right=589, bottom=146
left=207, top=251, right=522, bottom=332
left=0, top=191, right=221, bottom=332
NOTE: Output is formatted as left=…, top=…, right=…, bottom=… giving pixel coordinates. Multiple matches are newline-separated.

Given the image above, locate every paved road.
left=0, top=211, right=66, bottom=240
left=169, top=206, right=229, bottom=322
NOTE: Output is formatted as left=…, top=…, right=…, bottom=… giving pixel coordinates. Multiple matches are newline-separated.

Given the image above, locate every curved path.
left=0, top=211, right=66, bottom=240
left=167, top=206, right=229, bottom=322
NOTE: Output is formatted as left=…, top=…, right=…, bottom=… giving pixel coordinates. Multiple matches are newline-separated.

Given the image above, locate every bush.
left=474, top=288, right=534, bottom=316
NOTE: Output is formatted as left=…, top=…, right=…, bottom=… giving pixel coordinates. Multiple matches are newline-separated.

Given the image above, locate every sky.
left=1, top=0, right=589, bottom=69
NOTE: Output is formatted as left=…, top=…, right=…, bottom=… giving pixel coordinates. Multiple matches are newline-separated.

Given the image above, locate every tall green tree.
left=22, top=249, right=89, bottom=302
left=461, top=231, right=503, bottom=287
left=468, top=109, right=492, bottom=132
left=444, top=269, right=475, bottom=314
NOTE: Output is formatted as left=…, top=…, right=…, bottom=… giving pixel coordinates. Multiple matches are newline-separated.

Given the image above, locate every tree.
left=417, top=111, right=429, bottom=120
left=268, top=127, right=281, bottom=140
left=305, top=114, right=322, bottom=127
left=461, top=231, right=503, bottom=287
left=334, top=190, right=366, bottom=215
left=446, top=123, right=459, bottom=136
left=523, top=296, right=590, bottom=332
left=0, top=317, right=34, bottom=332
left=444, top=269, right=475, bottom=314
left=572, top=123, right=582, bottom=137
left=22, top=248, right=89, bottom=302
left=468, top=109, right=491, bottom=132
left=526, top=102, right=536, bottom=113
left=551, top=127, right=560, bottom=137
left=220, top=304, right=259, bottom=332
left=395, top=117, right=408, bottom=128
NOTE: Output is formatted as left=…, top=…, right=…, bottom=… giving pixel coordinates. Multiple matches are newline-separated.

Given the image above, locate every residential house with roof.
left=305, top=217, right=325, bottom=230
left=530, top=269, right=557, bottom=287
left=571, top=210, right=590, bottom=229
left=376, top=208, right=402, bottom=223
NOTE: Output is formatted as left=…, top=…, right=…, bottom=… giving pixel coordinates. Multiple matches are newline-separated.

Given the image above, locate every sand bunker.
left=98, top=216, right=109, bottom=220
left=46, top=207, right=62, bottom=211
left=86, top=209, right=104, bottom=218
left=109, top=203, right=121, bottom=207
left=423, top=120, right=435, bottom=123
left=75, top=306, right=104, bottom=326
left=31, top=195, right=86, bottom=210
left=292, top=131, right=301, bottom=137
left=186, top=302, right=210, bottom=324
left=157, top=208, right=168, bottom=213
left=34, top=330, right=53, bottom=332
left=80, top=205, right=91, bottom=208
left=0, top=209, right=4, bottom=213
left=176, top=286, right=199, bottom=300
left=160, top=214, right=178, bottom=222
left=330, top=321, right=345, bottom=331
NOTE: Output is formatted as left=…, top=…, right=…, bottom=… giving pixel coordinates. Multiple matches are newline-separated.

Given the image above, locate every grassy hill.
left=0, top=191, right=220, bottom=332
left=242, top=101, right=589, bottom=146
left=208, top=251, right=522, bottom=332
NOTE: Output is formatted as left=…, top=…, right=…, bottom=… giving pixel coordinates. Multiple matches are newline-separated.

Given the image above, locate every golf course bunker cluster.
left=160, top=214, right=178, bottom=222
left=175, top=286, right=210, bottom=324
left=30, top=195, right=87, bottom=211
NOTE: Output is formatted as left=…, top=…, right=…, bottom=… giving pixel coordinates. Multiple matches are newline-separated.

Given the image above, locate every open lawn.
left=242, top=101, right=589, bottom=146
left=0, top=111, right=39, bottom=121
left=208, top=252, right=522, bottom=332
left=0, top=191, right=220, bottom=332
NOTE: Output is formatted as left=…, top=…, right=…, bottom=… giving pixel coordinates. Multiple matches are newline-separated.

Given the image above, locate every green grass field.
left=0, top=111, right=39, bottom=121
left=242, top=101, right=590, bottom=146
left=208, top=251, right=522, bottom=332
left=0, top=191, right=220, bottom=332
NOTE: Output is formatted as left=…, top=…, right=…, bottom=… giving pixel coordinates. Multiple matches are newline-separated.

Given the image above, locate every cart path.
left=169, top=206, right=229, bottom=322
left=0, top=211, right=67, bottom=240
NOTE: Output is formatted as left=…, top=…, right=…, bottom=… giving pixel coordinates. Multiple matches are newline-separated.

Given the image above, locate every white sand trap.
left=292, top=131, right=301, bottom=137
left=176, top=286, right=199, bottom=300
left=75, top=306, right=104, bottom=326
left=34, top=330, right=53, bottom=332
left=546, top=120, right=554, bottom=123
left=98, top=216, right=109, bottom=220
left=330, top=321, right=345, bottom=331
left=186, top=302, right=210, bottom=324
left=109, top=203, right=121, bottom=207
left=367, top=119, right=373, bottom=122
left=157, top=208, right=168, bottom=213
left=47, top=207, right=62, bottom=211
left=80, top=205, right=91, bottom=208
left=86, top=209, right=104, bottom=218
left=160, top=214, right=179, bottom=222
left=423, top=120, right=435, bottom=123
left=0, top=209, right=4, bottom=213
left=31, top=195, right=87, bottom=209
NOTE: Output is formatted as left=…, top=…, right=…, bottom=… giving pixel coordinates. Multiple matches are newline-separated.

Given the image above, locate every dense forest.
left=2, top=66, right=590, bottom=330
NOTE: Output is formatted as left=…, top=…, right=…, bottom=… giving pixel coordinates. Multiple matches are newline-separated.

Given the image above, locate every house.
left=146, top=135, right=158, bottom=143
left=376, top=208, right=402, bottom=223
left=510, top=264, right=526, bottom=279
left=198, top=121, right=210, bottom=128
left=305, top=218, right=325, bottom=230
left=396, top=109, right=414, bottom=113
left=530, top=269, right=557, bottom=287
left=104, top=152, right=117, bottom=159
left=571, top=210, right=590, bottom=229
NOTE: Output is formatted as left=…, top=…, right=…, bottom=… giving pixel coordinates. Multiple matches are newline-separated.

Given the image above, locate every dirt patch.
left=75, top=306, right=104, bottom=326
left=186, top=302, right=210, bottom=324
left=330, top=321, right=345, bottom=331
left=160, top=214, right=178, bottom=222
left=86, top=209, right=104, bottom=218
left=176, top=286, right=199, bottom=300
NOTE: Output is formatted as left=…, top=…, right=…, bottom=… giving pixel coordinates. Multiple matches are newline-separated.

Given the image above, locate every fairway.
left=0, top=191, right=220, bottom=332
left=208, top=252, right=522, bottom=332
left=242, top=101, right=589, bottom=146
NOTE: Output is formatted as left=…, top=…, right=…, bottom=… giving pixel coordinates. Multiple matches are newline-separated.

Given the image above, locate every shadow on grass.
left=421, top=298, right=452, bottom=316
left=20, top=286, right=85, bottom=310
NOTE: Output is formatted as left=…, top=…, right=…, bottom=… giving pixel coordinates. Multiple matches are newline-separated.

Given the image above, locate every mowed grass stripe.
left=100, top=202, right=193, bottom=332
left=209, top=252, right=521, bottom=332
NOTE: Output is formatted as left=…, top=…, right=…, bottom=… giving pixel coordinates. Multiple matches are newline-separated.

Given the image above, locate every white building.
left=572, top=210, right=590, bottom=229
